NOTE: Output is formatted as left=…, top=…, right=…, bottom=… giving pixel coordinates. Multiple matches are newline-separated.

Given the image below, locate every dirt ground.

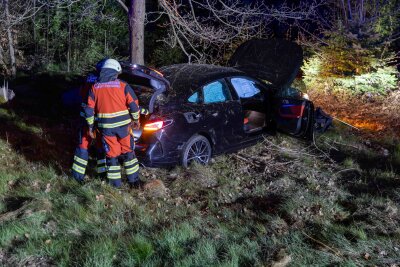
left=309, top=90, right=400, bottom=139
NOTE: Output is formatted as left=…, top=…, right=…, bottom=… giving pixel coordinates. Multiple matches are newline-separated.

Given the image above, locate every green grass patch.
left=0, top=119, right=399, bottom=266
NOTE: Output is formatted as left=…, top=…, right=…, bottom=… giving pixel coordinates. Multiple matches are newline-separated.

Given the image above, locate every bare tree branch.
left=158, top=0, right=324, bottom=63
left=115, top=0, right=128, bottom=13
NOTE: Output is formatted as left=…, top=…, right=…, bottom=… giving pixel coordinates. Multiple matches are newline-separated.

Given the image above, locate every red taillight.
left=143, top=121, right=164, bottom=131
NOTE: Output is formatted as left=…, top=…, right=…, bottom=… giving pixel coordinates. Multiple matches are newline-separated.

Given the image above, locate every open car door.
left=274, top=97, right=314, bottom=139
left=228, top=39, right=314, bottom=139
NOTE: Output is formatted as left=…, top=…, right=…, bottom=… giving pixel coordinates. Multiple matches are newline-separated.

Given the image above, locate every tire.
left=181, top=134, right=212, bottom=167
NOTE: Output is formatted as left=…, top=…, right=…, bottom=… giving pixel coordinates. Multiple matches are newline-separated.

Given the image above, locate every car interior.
left=229, top=77, right=268, bottom=133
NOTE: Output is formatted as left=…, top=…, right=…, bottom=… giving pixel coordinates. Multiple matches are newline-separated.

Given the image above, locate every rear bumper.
left=135, top=142, right=180, bottom=167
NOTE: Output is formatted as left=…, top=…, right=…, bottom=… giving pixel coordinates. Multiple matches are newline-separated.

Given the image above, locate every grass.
left=0, top=117, right=400, bottom=266
left=0, top=108, right=43, bottom=136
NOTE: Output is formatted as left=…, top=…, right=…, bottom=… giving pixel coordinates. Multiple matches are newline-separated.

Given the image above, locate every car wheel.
left=181, top=134, right=212, bottom=167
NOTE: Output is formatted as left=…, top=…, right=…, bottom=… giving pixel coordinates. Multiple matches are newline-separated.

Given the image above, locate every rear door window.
left=202, top=80, right=232, bottom=104
left=230, top=77, right=262, bottom=99
left=188, top=91, right=201, bottom=103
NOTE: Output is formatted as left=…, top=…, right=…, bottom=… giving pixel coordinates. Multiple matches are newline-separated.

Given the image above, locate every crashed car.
left=120, top=39, right=314, bottom=167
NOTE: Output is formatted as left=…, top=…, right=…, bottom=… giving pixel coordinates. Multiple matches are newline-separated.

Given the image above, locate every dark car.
left=119, top=39, right=314, bottom=167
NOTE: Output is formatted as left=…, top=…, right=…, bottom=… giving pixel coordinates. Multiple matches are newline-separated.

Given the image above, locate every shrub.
left=302, top=55, right=398, bottom=96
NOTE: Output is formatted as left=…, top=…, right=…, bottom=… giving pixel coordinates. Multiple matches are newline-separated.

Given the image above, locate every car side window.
left=230, top=77, right=261, bottom=99
left=188, top=91, right=200, bottom=103
left=202, top=80, right=232, bottom=104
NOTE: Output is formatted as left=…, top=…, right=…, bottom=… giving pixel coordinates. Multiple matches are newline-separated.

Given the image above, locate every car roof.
left=159, top=64, right=247, bottom=96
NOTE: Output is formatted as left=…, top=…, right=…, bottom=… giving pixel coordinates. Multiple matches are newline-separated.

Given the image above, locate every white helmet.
left=102, top=59, right=122, bottom=73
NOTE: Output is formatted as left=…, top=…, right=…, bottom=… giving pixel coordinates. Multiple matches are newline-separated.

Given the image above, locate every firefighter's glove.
left=132, top=120, right=140, bottom=130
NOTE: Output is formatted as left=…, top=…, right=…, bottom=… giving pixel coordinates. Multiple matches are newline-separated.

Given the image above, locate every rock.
left=144, top=179, right=167, bottom=198
left=0, top=83, right=15, bottom=102
left=44, top=220, right=57, bottom=234
left=270, top=218, right=289, bottom=236
left=271, top=249, right=292, bottom=267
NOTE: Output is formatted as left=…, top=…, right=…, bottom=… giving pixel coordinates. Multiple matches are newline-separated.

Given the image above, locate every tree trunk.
left=67, top=4, right=72, bottom=72
left=33, top=0, right=37, bottom=53
left=4, top=0, right=16, bottom=77
left=347, top=0, right=353, bottom=21
left=46, top=5, right=50, bottom=63
left=128, top=0, right=145, bottom=64
left=0, top=44, right=7, bottom=71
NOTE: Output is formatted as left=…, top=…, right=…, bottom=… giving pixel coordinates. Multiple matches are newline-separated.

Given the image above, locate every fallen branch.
left=312, top=132, right=337, bottom=164
left=332, top=141, right=361, bottom=151
left=302, top=231, right=343, bottom=257
left=334, top=168, right=360, bottom=176
left=333, top=117, right=360, bottom=131
left=262, top=137, right=320, bottom=158
left=233, top=154, right=262, bottom=167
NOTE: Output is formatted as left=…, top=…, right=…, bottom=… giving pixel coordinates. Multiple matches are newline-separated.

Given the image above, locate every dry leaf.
left=45, top=183, right=51, bottom=193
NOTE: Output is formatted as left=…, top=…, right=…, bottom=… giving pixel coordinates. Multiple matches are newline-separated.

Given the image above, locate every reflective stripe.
left=72, top=163, right=86, bottom=174
left=140, top=108, right=149, bottom=115
left=74, top=156, right=88, bottom=165
left=97, top=159, right=106, bottom=164
left=126, top=165, right=139, bottom=175
left=107, top=173, right=121, bottom=179
left=97, top=110, right=129, bottom=118
left=131, top=111, right=139, bottom=120
left=124, top=158, right=138, bottom=166
left=98, top=119, right=131, bottom=128
left=86, top=116, right=94, bottom=124
left=97, top=167, right=107, bottom=173
left=108, top=165, right=121, bottom=171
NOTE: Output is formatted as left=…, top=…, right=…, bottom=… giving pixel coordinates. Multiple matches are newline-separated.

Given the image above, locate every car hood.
left=228, top=39, right=303, bottom=88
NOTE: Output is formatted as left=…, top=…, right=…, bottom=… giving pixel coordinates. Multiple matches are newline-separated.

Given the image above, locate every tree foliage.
left=0, top=0, right=399, bottom=81
left=302, top=0, right=400, bottom=95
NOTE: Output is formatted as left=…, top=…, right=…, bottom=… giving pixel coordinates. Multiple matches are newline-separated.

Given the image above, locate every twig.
left=334, top=168, right=360, bottom=175
left=323, top=141, right=339, bottom=151
left=262, top=136, right=321, bottom=158
left=332, top=141, right=361, bottom=151
left=312, top=131, right=337, bottom=164
left=302, top=231, right=343, bottom=257
left=333, top=117, right=360, bottom=131
left=233, top=154, right=262, bottom=167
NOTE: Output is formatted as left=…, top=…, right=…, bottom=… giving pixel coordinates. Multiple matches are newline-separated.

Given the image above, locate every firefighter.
left=84, top=59, right=142, bottom=188
left=71, top=60, right=107, bottom=182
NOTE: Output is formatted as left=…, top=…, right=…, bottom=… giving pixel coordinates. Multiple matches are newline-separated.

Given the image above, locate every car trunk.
left=119, top=63, right=171, bottom=141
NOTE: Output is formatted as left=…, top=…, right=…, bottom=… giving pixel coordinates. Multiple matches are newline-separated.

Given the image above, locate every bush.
left=302, top=55, right=398, bottom=96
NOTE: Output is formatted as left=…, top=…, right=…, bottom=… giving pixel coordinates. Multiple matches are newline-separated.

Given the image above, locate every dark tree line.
left=0, top=0, right=398, bottom=77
